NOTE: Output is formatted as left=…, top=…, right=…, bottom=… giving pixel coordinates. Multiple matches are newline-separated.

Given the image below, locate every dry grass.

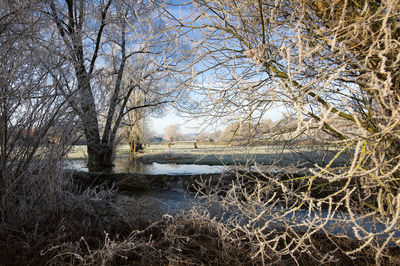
left=1, top=146, right=397, bottom=265
left=1, top=164, right=399, bottom=265
left=0, top=161, right=133, bottom=265
left=41, top=205, right=399, bottom=265
left=44, top=209, right=257, bottom=265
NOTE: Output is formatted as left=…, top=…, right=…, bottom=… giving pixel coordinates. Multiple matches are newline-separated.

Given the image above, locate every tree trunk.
left=77, top=69, right=113, bottom=172
left=134, top=141, right=143, bottom=152
left=129, top=141, right=134, bottom=154
left=50, top=0, right=114, bottom=172
left=128, top=140, right=143, bottom=155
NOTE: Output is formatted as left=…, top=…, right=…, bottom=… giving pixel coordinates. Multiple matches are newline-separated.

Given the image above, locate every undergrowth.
left=1, top=164, right=399, bottom=265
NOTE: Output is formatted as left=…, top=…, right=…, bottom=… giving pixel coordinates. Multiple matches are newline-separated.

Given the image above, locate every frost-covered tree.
left=47, top=0, right=187, bottom=171
left=165, top=124, right=182, bottom=142
left=160, top=0, right=400, bottom=262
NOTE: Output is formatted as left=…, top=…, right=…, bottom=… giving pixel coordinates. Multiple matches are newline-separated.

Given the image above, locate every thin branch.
left=89, top=0, right=112, bottom=75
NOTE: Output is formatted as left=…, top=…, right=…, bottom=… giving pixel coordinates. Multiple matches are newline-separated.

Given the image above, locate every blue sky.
left=149, top=104, right=285, bottom=135
left=148, top=0, right=287, bottom=135
left=150, top=111, right=202, bottom=135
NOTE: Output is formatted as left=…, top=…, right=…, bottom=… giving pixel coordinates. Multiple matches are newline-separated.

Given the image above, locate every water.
left=65, top=159, right=227, bottom=175
left=115, top=161, right=227, bottom=175
left=65, top=157, right=398, bottom=244
left=65, top=157, right=287, bottom=175
left=117, top=189, right=399, bottom=245
left=117, top=189, right=199, bottom=219
left=65, top=160, right=89, bottom=171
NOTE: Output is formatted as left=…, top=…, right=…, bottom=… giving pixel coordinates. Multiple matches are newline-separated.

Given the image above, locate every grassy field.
left=66, top=142, right=348, bottom=167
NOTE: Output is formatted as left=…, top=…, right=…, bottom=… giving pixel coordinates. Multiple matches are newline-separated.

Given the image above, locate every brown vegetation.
left=1, top=0, right=400, bottom=264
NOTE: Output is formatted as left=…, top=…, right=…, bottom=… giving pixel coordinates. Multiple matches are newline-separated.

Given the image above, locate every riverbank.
left=66, top=143, right=350, bottom=169
left=42, top=145, right=397, bottom=264
left=1, top=167, right=399, bottom=265
left=70, top=168, right=365, bottom=213
left=41, top=210, right=399, bottom=265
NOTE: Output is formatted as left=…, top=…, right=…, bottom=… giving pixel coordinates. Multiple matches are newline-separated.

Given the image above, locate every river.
left=65, top=158, right=399, bottom=245
left=65, top=159, right=228, bottom=175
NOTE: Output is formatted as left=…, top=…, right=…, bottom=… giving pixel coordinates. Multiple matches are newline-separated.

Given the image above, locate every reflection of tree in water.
left=112, top=157, right=226, bottom=175
left=118, top=190, right=196, bottom=221
left=114, top=157, right=146, bottom=174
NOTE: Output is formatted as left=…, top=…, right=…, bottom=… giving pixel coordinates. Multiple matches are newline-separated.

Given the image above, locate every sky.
left=149, top=111, right=202, bottom=135
left=149, top=104, right=285, bottom=135
left=147, top=1, right=287, bottom=136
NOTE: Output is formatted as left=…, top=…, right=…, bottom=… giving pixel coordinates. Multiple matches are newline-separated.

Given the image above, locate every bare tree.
left=0, top=0, right=79, bottom=223
left=165, top=124, right=182, bottom=143
left=221, top=121, right=254, bottom=144
left=124, top=88, right=151, bottom=154
left=119, top=47, right=180, bottom=155
left=45, top=0, right=188, bottom=171
left=160, top=0, right=400, bottom=262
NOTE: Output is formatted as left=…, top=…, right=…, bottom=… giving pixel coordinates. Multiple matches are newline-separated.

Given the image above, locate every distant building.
left=150, top=136, right=164, bottom=143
